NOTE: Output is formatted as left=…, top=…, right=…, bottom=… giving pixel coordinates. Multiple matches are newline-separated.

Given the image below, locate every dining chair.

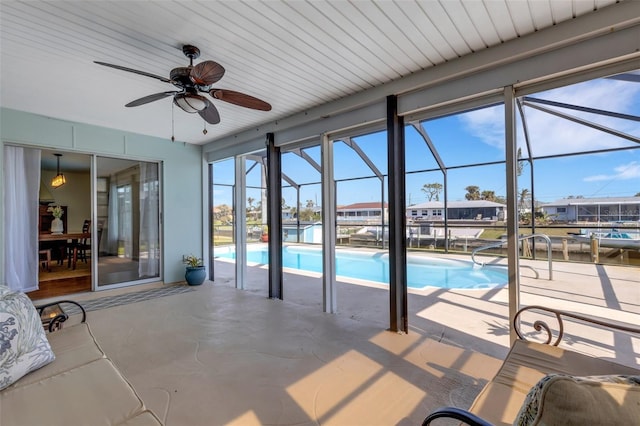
left=67, top=219, right=91, bottom=268
left=38, top=248, right=52, bottom=272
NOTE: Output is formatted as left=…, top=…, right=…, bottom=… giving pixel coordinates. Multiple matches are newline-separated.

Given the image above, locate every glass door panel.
left=96, top=157, right=161, bottom=288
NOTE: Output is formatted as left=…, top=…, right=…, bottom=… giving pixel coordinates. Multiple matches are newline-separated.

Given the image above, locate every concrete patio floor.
left=51, top=251, right=638, bottom=425
left=82, top=281, right=501, bottom=425
left=212, top=250, right=639, bottom=367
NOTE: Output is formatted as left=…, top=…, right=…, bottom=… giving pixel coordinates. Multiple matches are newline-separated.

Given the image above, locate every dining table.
left=39, top=232, right=91, bottom=270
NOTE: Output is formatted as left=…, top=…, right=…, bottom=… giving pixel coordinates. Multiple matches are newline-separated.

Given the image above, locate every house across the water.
left=541, top=196, right=640, bottom=223
left=407, top=200, right=507, bottom=222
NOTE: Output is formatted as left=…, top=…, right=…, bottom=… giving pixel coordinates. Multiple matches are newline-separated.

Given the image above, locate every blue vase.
left=185, top=266, right=206, bottom=286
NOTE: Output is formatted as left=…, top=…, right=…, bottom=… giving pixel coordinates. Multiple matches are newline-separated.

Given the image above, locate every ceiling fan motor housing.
left=170, top=66, right=211, bottom=92
left=170, top=67, right=193, bottom=88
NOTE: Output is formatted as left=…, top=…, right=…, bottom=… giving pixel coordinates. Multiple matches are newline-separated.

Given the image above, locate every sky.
left=213, top=73, right=640, bottom=209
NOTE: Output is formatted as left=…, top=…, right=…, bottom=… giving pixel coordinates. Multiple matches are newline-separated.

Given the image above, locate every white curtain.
left=106, top=174, right=119, bottom=255
left=138, top=162, right=159, bottom=277
left=3, top=146, right=41, bottom=292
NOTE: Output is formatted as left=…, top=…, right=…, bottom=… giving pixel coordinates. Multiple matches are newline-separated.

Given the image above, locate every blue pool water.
left=215, top=245, right=507, bottom=290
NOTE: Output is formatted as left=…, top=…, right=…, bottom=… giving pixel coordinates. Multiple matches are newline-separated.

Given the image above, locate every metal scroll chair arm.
left=35, top=300, right=87, bottom=332
left=422, top=407, right=494, bottom=426
left=514, top=304, right=640, bottom=346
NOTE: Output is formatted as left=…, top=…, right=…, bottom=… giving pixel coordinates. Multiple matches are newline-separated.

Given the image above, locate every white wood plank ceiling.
left=0, top=0, right=621, bottom=145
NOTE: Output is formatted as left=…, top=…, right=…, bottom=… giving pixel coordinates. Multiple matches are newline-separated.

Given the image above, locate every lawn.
left=480, top=226, right=580, bottom=239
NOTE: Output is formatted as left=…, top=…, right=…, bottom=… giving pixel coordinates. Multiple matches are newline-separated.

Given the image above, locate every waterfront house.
left=407, top=200, right=506, bottom=222
left=336, top=202, right=388, bottom=223
left=541, top=196, right=640, bottom=223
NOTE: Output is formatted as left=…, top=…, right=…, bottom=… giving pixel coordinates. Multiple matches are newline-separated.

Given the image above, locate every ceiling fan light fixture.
left=51, top=153, right=66, bottom=188
left=174, top=93, right=207, bottom=113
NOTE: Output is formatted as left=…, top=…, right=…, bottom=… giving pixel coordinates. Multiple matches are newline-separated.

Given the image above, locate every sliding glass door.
left=95, top=157, right=161, bottom=288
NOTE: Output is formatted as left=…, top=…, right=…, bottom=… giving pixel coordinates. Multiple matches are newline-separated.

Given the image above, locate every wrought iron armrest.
left=35, top=300, right=87, bottom=333
left=514, top=305, right=640, bottom=346
left=422, top=407, right=494, bottom=426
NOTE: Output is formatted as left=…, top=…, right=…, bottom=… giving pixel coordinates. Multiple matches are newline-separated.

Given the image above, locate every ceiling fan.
left=94, top=45, right=271, bottom=126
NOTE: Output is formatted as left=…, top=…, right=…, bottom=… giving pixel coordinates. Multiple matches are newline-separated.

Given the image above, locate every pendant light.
left=51, top=153, right=66, bottom=188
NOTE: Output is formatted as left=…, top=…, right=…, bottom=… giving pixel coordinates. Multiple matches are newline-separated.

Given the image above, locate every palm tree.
left=216, top=204, right=232, bottom=222
left=518, top=189, right=530, bottom=211
left=518, top=189, right=530, bottom=222
left=516, top=147, right=524, bottom=176
left=481, top=190, right=496, bottom=201
left=465, top=185, right=480, bottom=200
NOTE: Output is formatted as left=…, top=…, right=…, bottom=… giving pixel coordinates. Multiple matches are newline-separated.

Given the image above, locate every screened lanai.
left=1, top=2, right=639, bottom=424
left=206, top=21, right=640, bottom=341
left=1, top=1, right=637, bottom=310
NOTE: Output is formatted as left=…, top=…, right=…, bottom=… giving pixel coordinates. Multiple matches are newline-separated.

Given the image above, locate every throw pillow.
left=0, top=286, right=55, bottom=390
left=515, top=373, right=640, bottom=426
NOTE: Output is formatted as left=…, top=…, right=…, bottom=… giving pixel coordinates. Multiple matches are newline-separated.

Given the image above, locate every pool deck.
left=214, top=246, right=640, bottom=366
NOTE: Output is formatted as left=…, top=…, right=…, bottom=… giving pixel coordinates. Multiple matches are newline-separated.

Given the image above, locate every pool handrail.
left=471, top=233, right=553, bottom=280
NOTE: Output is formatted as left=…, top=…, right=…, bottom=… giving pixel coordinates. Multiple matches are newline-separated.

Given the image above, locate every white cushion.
left=0, top=285, right=55, bottom=390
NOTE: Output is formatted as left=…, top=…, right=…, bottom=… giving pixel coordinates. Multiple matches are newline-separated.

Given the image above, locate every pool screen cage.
left=212, top=73, right=640, bottom=262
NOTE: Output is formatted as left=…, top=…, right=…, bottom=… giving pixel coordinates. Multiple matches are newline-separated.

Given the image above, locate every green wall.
left=1, top=108, right=205, bottom=286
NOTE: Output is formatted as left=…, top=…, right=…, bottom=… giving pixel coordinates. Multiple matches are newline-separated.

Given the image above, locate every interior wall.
left=0, top=108, right=204, bottom=285
left=40, top=169, right=91, bottom=232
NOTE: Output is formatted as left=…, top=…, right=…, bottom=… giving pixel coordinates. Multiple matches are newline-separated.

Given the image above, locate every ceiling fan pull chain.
left=203, top=120, right=208, bottom=135
left=171, top=101, right=175, bottom=142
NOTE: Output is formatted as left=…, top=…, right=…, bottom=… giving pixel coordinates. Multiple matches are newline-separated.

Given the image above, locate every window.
left=557, top=207, right=567, bottom=213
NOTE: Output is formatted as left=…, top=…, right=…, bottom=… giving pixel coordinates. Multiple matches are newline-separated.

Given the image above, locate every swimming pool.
left=215, top=245, right=507, bottom=290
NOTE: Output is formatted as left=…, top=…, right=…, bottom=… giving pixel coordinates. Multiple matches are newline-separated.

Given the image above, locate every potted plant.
left=183, top=254, right=206, bottom=286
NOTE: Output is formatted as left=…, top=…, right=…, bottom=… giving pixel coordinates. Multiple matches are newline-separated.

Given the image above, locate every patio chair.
left=422, top=305, right=640, bottom=425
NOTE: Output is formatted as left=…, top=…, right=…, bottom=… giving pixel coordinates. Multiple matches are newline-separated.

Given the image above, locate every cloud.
left=460, top=106, right=505, bottom=149
left=583, top=161, right=640, bottom=182
left=459, top=78, right=640, bottom=156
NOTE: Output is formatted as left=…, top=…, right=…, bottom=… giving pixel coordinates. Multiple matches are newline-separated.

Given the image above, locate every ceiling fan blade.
left=125, top=91, right=178, bottom=107
left=210, top=89, right=272, bottom=111
left=94, top=61, right=172, bottom=83
left=190, top=60, right=225, bottom=86
left=199, top=99, right=221, bottom=124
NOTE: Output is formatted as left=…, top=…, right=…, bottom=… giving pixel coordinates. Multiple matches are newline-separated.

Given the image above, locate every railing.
left=471, top=233, right=553, bottom=280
